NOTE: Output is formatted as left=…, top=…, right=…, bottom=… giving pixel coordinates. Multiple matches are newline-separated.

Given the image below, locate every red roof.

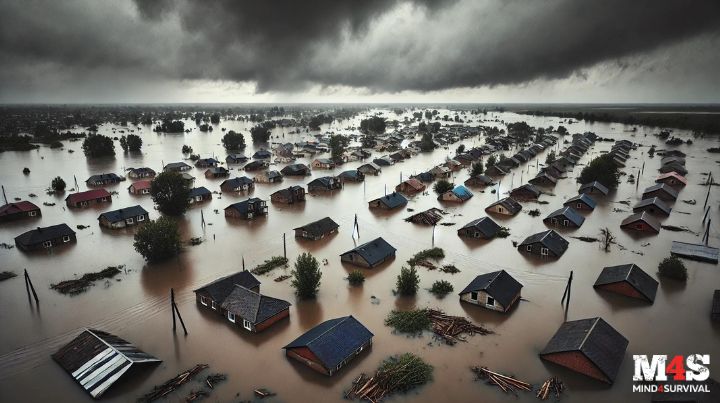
left=65, top=189, right=111, bottom=205
left=0, top=201, right=40, bottom=216
left=656, top=172, right=688, bottom=185
left=129, top=180, right=152, bottom=190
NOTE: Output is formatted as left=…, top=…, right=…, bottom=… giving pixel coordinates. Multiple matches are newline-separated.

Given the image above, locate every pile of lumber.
left=184, top=390, right=208, bottom=402
left=427, top=309, right=493, bottom=344
left=345, top=353, right=433, bottom=402
left=536, top=376, right=565, bottom=400
left=471, top=366, right=532, bottom=395
left=138, top=364, right=209, bottom=402
left=205, top=374, right=226, bottom=389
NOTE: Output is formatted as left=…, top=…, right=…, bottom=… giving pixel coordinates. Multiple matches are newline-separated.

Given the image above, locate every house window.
left=474, top=231, right=480, bottom=238
left=81, top=201, right=88, bottom=207
left=498, top=207, right=504, bottom=213
left=563, top=220, right=569, bottom=226
left=228, top=312, right=236, bottom=323
left=137, top=215, right=145, bottom=222
left=526, top=245, right=532, bottom=252
left=541, top=247, right=549, bottom=256
left=470, top=291, right=478, bottom=301
left=487, top=296, right=495, bottom=306
left=577, top=203, right=582, bottom=209
left=243, top=319, right=252, bottom=330
left=62, top=235, right=71, bottom=243
left=126, top=218, right=134, bottom=224
left=211, top=301, right=217, bottom=310
left=29, top=211, right=37, bottom=217
left=43, top=240, right=52, bottom=248
left=200, top=296, right=208, bottom=306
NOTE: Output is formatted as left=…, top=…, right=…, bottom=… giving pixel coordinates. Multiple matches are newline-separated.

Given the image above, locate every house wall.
left=565, top=201, right=592, bottom=211
left=286, top=347, right=329, bottom=375
left=0, top=209, right=41, bottom=222
left=457, top=227, right=491, bottom=239
left=255, top=309, right=290, bottom=332
left=543, top=216, right=578, bottom=228
left=485, top=205, right=515, bottom=216
left=643, top=190, right=674, bottom=201
left=519, top=242, right=559, bottom=258
left=621, top=221, right=658, bottom=233
left=19, top=233, right=77, bottom=251
left=341, top=252, right=371, bottom=268
left=596, top=282, right=648, bottom=301
left=541, top=351, right=609, bottom=383
left=225, top=209, right=245, bottom=219
left=460, top=291, right=506, bottom=312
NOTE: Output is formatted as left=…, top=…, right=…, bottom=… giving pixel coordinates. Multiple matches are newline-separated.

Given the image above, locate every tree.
left=456, top=144, right=466, bottom=155
left=359, top=116, right=386, bottom=134
left=222, top=130, right=246, bottom=150
left=250, top=125, right=271, bottom=143
left=120, top=134, right=142, bottom=152
left=291, top=253, right=322, bottom=298
left=545, top=149, right=556, bottom=165
left=429, top=280, right=453, bottom=298
left=578, top=154, right=620, bottom=189
left=396, top=266, right=420, bottom=296
left=470, top=161, right=484, bottom=176
left=51, top=176, right=66, bottom=192
left=329, top=134, right=350, bottom=160
left=133, top=216, right=181, bottom=263
left=210, top=113, right=220, bottom=124
left=599, top=227, right=615, bottom=252
left=181, top=145, right=193, bottom=154
left=151, top=172, right=191, bottom=216
left=82, top=134, right=115, bottom=157
left=486, top=154, right=498, bottom=169
left=309, top=114, right=333, bottom=130
left=418, top=132, right=435, bottom=152
left=433, top=179, right=453, bottom=195
left=658, top=256, right=688, bottom=281
left=154, top=119, right=185, bottom=133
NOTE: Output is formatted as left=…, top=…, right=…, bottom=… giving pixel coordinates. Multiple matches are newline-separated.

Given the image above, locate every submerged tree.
left=222, top=130, right=246, bottom=150
left=470, top=161, right=484, bottom=177
left=82, top=134, right=115, bottom=157
left=329, top=134, right=350, bottom=161
left=396, top=266, right=420, bottom=296
left=291, top=253, right=322, bottom=298
left=485, top=154, right=497, bottom=170
left=578, top=154, right=619, bottom=189
left=658, top=256, right=688, bottom=281
left=181, top=144, right=193, bottom=154
left=133, top=216, right=181, bottom=263
left=433, top=179, right=453, bottom=195
left=51, top=176, right=66, bottom=192
left=418, top=132, right=435, bottom=152
left=119, top=134, right=142, bottom=152
left=599, top=227, right=616, bottom=252
left=250, top=125, right=271, bottom=143
left=359, top=116, right=386, bottom=134
left=545, top=149, right=556, bottom=165
left=150, top=172, right=191, bottom=216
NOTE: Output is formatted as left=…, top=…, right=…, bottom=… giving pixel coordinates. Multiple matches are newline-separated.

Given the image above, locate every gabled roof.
left=338, top=170, right=362, bottom=179
left=564, top=193, right=596, bottom=209
left=620, top=211, right=661, bottom=232
left=294, top=217, right=339, bottom=237
left=98, top=205, right=148, bottom=223
left=15, top=224, right=75, bottom=246
left=194, top=271, right=261, bottom=302
left=196, top=157, right=220, bottom=165
left=529, top=172, right=558, bottom=185
left=283, top=316, right=373, bottom=370
left=449, top=185, right=473, bottom=200
left=225, top=198, right=265, bottom=214
left=460, top=217, right=500, bottom=238
left=358, top=162, right=381, bottom=171
left=465, top=175, right=494, bottom=185
left=222, top=177, right=253, bottom=188
left=205, top=166, right=229, bottom=175
left=128, top=167, right=155, bottom=175
left=460, top=270, right=522, bottom=308
left=511, top=184, right=541, bottom=197
left=86, top=173, right=122, bottom=183
left=655, top=172, right=687, bottom=185
left=519, top=230, right=569, bottom=256
left=65, top=189, right=112, bottom=204
left=633, top=197, right=671, bottom=215
left=189, top=186, right=211, bottom=197
left=0, top=201, right=39, bottom=216
left=486, top=197, right=522, bottom=214
left=164, top=161, right=191, bottom=170
left=545, top=206, right=585, bottom=227
left=594, top=264, right=658, bottom=302
left=221, top=285, right=291, bottom=324
left=281, top=163, right=310, bottom=174
left=370, top=192, right=408, bottom=209
left=340, top=237, right=396, bottom=266
left=253, top=150, right=272, bottom=159
left=399, top=178, right=425, bottom=190
left=52, top=329, right=161, bottom=398
left=540, top=317, right=628, bottom=383
left=642, top=183, right=678, bottom=200
left=308, top=176, right=337, bottom=187
left=579, top=181, right=609, bottom=195
left=129, top=180, right=152, bottom=190
left=271, top=185, right=305, bottom=198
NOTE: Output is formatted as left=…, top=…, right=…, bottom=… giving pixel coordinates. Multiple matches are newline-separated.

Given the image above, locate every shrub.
left=429, top=280, right=453, bottom=298
left=133, top=217, right=181, bottom=263
left=396, top=266, right=420, bottom=296
left=151, top=172, right=191, bottom=216
left=82, top=134, right=115, bottom=157
left=291, top=253, right=322, bottom=298
left=385, top=309, right=431, bottom=333
left=470, top=161, right=484, bottom=176
left=250, top=256, right=288, bottom=275
left=407, top=248, right=445, bottom=267
left=181, top=145, right=193, bottom=154
left=658, top=256, right=688, bottom=281
left=51, top=176, right=66, bottom=192
left=120, top=134, right=142, bottom=152
left=433, top=179, right=453, bottom=195
left=348, top=270, right=365, bottom=286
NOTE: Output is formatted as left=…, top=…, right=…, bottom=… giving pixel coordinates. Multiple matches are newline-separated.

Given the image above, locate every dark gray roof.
left=281, top=164, right=309, bottom=175
left=225, top=198, right=264, bottom=214
left=308, top=176, right=337, bottom=188
left=564, top=193, right=596, bottom=209
left=370, top=192, right=408, bottom=209
left=271, top=185, right=304, bottom=198
left=713, top=290, right=720, bottom=316
left=221, top=285, right=291, bottom=324
left=283, top=316, right=373, bottom=370
left=579, top=181, right=609, bottom=195
left=594, top=264, right=658, bottom=302
left=460, top=270, right=522, bottom=308
left=633, top=197, right=671, bottom=215
left=340, top=237, right=396, bottom=266
left=164, top=162, right=190, bottom=170
left=222, top=177, right=253, bottom=188
left=642, top=183, right=678, bottom=200
left=519, top=230, right=569, bottom=256
left=98, top=205, right=148, bottom=223
left=86, top=173, right=122, bottom=183
left=206, top=167, right=229, bottom=174
left=189, top=187, right=211, bottom=197
left=545, top=206, right=585, bottom=227
left=540, top=317, right=628, bottom=383
left=486, top=197, right=522, bottom=214
left=620, top=211, right=661, bottom=232
left=194, top=271, right=261, bottom=302
left=294, top=217, right=339, bottom=237
left=460, top=217, right=500, bottom=238
left=511, top=184, right=541, bottom=197
left=15, top=224, right=75, bottom=246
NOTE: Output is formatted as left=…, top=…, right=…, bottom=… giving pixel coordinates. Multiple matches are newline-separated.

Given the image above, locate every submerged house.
left=543, top=207, right=585, bottom=228
left=340, top=237, right=396, bottom=268
left=225, top=154, right=248, bottom=164
left=459, top=270, right=522, bottom=312
left=98, top=205, right=148, bottom=229
left=221, top=177, right=254, bottom=192
left=204, top=167, right=230, bottom=179
left=485, top=165, right=508, bottom=177
left=655, top=172, right=687, bottom=189
left=406, top=207, right=443, bottom=225
left=357, top=162, right=382, bottom=176
left=620, top=211, right=660, bottom=234
left=0, top=201, right=41, bottom=222
left=188, top=187, right=212, bottom=204
left=563, top=193, right=596, bottom=211
left=641, top=183, right=678, bottom=202
left=294, top=217, right=339, bottom=240
left=128, top=180, right=152, bottom=195
left=86, top=173, right=123, bottom=187
left=127, top=167, right=156, bottom=179
left=65, top=189, right=112, bottom=208
left=195, top=157, right=220, bottom=168
left=529, top=172, right=558, bottom=187
left=244, top=160, right=268, bottom=172
left=539, top=317, right=628, bottom=384
left=281, top=164, right=311, bottom=176
left=593, top=264, right=658, bottom=303
left=253, top=149, right=272, bottom=159
left=337, top=169, right=364, bottom=183
left=15, top=223, right=76, bottom=251
left=464, top=175, right=494, bottom=188
left=307, top=176, right=342, bottom=192
left=283, top=316, right=373, bottom=376
left=510, top=184, right=541, bottom=200
left=271, top=186, right=306, bottom=204
left=579, top=181, right=609, bottom=196
left=368, top=192, right=408, bottom=210
left=52, top=329, right=161, bottom=399
left=396, top=178, right=426, bottom=194
left=485, top=197, right=522, bottom=216
left=225, top=198, right=268, bottom=220
left=311, top=158, right=335, bottom=169
left=458, top=217, right=501, bottom=239
left=438, top=185, right=473, bottom=202
left=164, top=162, right=191, bottom=172
left=254, top=170, right=283, bottom=184
left=195, top=271, right=261, bottom=308
left=632, top=197, right=671, bottom=216
left=518, top=229, right=569, bottom=258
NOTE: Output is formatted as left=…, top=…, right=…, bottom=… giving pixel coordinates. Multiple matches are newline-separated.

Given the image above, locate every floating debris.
left=43, top=202, right=56, bottom=206
left=254, top=388, right=276, bottom=398
left=439, top=222, right=456, bottom=226
left=0, top=242, right=15, bottom=249
left=682, top=199, right=697, bottom=205
left=345, top=353, right=433, bottom=402
left=205, top=373, right=226, bottom=389
left=386, top=309, right=493, bottom=344
left=274, top=274, right=290, bottom=282
left=407, top=247, right=444, bottom=267
left=184, top=390, right=208, bottom=402
left=50, top=266, right=123, bottom=295
left=189, top=237, right=203, bottom=246
left=440, top=264, right=460, bottom=274
left=0, top=271, right=17, bottom=282
left=250, top=256, right=289, bottom=275
left=571, top=236, right=598, bottom=243
left=528, top=209, right=541, bottom=217
left=76, top=225, right=89, bottom=230
left=471, top=366, right=532, bottom=395
left=536, top=376, right=566, bottom=400
left=138, top=364, right=209, bottom=402
left=661, top=225, right=697, bottom=235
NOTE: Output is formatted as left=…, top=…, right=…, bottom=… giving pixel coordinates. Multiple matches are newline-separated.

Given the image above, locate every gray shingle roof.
left=460, top=217, right=501, bottom=238
left=564, top=193, right=596, bottom=209
left=189, top=187, right=211, bottom=197
left=620, top=211, right=661, bottom=232
left=519, top=230, right=569, bottom=256
left=579, top=181, right=609, bottom=195
left=544, top=206, right=585, bottom=227
left=221, top=285, right=291, bottom=324
left=294, top=217, right=339, bottom=237
left=340, top=237, right=396, bottom=267
left=486, top=197, right=522, bottom=214
left=15, top=224, right=75, bottom=246
left=633, top=197, right=671, bottom=215
left=370, top=192, right=408, bottom=209
left=194, top=271, right=260, bottom=302
left=593, top=264, right=658, bottom=302
left=459, top=270, right=522, bottom=308
left=98, top=205, right=148, bottom=223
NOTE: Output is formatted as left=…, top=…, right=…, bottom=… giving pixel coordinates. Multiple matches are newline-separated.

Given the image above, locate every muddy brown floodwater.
left=0, top=110, right=718, bottom=403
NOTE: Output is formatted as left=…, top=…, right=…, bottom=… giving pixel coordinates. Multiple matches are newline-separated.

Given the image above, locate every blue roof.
left=284, top=316, right=373, bottom=370
left=98, top=205, right=148, bottom=222
left=565, top=193, right=596, bottom=209
left=452, top=185, right=473, bottom=200
left=371, top=192, right=408, bottom=209
left=189, top=187, right=211, bottom=197
left=340, top=237, right=396, bottom=267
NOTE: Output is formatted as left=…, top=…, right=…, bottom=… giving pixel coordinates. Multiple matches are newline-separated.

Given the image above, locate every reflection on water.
left=0, top=110, right=719, bottom=403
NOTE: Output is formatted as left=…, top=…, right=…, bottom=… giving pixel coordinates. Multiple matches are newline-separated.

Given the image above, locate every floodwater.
left=0, top=109, right=719, bottom=403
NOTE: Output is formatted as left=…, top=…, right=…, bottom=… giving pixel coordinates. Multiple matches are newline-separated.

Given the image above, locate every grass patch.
left=385, top=309, right=432, bottom=334
left=250, top=256, right=289, bottom=275
left=51, top=266, right=123, bottom=295
left=407, top=247, right=445, bottom=267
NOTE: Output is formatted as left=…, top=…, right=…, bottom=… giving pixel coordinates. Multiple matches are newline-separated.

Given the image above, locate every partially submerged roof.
left=655, top=171, right=687, bottom=186
left=633, top=197, right=671, bottom=215
left=671, top=241, right=720, bottom=264
left=486, top=197, right=522, bottom=214
left=98, top=205, right=148, bottom=222
left=579, top=181, right=609, bottom=195
left=194, top=270, right=261, bottom=302
left=294, top=217, right=339, bottom=236
left=460, top=217, right=501, bottom=238
left=642, top=183, right=679, bottom=200
left=449, top=185, right=473, bottom=200
left=340, top=237, right=396, bottom=266
left=594, top=264, right=658, bottom=302
left=52, top=329, right=161, bottom=398
left=545, top=206, right=585, bottom=227
left=370, top=192, right=408, bottom=209
left=0, top=201, right=39, bottom=215
left=519, top=230, right=569, bottom=256
left=65, top=189, right=111, bottom=204
left=564, top=193, right=596, bottom=209
left=15, top=224, right=75, bottom=246
left=540, top=317, right=628, bottom=383
left=620, top=211, right=661, bottom=232
left=221, top=285, right=291, bottom=325
left=284, top=316, right=373, bottom=370
left=189, top=186, right=211, bottom=197
left=460, top=270, right=523, bottom=308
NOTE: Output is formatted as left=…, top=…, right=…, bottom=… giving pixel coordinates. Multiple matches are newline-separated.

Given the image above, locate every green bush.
left=82, top=134, right=115, bottom=157
left=291, top=253, right=322, bottom=298
left=407, top=247, right=445, bottom=267
left=250, top=256, right=288, bottom=275
left=429, top=280, right=453, bottom=298
left=51, top=176, right=66, bottom=192
left=396, top=266, right=420, bottom=296
left=151, top=172, right=191, bottom=216
left=433, top=180, right=453, bottom=195
left=348, top=270, right=365, bottom=286
left=385, top=309, right=431, bottom=333
left=222, top=130, right=246, bottom=150
left=578, top=154, right=619, bottom=189
left=658, top=256, right=688, bottom=281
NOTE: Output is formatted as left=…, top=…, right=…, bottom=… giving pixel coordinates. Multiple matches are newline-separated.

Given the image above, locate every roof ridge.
left=306, top=316, right=351, bottom=345
left=578, top=317, right=599, bottom=350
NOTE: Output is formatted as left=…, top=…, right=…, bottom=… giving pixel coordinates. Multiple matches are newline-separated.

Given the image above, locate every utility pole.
left=1, top=185, right=7, bottom=205
left=24, top=269, right=39, bottom=305
left=170, top=288, right=188, bottom=335
left=561, top=271, right=573, bottom=322
left=283, top=233, right=287, bottom=259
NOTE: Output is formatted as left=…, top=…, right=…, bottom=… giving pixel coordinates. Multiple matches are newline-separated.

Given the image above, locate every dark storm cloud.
left=1, top=0, right=719, bottom=99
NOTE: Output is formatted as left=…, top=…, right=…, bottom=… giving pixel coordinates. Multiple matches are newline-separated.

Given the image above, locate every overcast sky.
left=1, top=0, right=719, bottom=104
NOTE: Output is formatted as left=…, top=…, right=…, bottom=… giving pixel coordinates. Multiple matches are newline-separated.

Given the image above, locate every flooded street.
left=1, top=110, right=719, bottom=403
